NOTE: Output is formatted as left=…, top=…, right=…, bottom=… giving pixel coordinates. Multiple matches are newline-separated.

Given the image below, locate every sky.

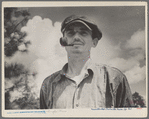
left=5, top=6, right=146, bottom=102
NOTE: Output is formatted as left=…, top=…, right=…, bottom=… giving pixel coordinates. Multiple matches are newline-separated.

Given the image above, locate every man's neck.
left=66, top=53, right=90, bottom=78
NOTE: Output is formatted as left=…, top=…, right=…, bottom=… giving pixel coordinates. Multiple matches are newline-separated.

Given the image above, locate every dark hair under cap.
left=61, top=15, right=102, bottom=40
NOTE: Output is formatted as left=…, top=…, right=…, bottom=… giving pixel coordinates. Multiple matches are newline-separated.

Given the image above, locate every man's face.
left=64, top=22, right=98, bottom=55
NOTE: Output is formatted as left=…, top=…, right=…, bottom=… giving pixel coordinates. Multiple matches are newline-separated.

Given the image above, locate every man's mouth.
left=72, top=42, right=84, bottom=45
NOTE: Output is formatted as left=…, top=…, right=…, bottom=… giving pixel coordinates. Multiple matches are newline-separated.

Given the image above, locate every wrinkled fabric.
left=40, top=62, right=134, bottom=109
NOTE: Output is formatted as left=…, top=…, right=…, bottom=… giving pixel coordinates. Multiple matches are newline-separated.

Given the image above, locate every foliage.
left=132, top=92, right=145, bottom=107
left=4, top=8, right=39, bottom=109
left=4, top=8, right=30, bottom=57
left=5, top=63, right=25, bottom=78
left=5, top=63, right=39, bottom=109
left=13, top=95, right=40, bottom=109
left=5, top=91, right=11, bottom=109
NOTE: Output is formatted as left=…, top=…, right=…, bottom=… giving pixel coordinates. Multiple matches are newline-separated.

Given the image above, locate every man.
left=40, top=15, right=134, bottom=109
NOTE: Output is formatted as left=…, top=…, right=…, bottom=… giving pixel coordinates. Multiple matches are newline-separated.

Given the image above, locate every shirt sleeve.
left=40, top=87, right=48, bottom=109
left=115, top=74, right=134, bottom=107
left=104, top=65, right=134, bottom=108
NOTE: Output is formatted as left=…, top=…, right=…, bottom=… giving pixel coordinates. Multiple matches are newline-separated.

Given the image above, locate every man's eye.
left=67, top=31, right=75, bottom=36
left=80, top=31, right=88, bottom=35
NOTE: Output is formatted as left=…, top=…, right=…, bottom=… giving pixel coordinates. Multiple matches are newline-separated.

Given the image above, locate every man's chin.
left=72, top=50, right=82, bottom=54
left=68, top=48, right=83, bottom=54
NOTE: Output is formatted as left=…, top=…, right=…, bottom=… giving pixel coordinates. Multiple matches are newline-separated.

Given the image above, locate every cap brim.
left=62, top=20, right=92, bottom=33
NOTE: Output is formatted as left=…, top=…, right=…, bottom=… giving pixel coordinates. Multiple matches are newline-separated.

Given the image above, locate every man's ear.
left=92, top=38, right=99, bottom=48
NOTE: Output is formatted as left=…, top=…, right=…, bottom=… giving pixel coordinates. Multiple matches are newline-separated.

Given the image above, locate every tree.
left=4, top=8, right=40, bottom=109
left=132, top=92, right=145, bottom=107
left=4, top=8, right=30, bottom=57
left=5, top=63, right=39, bottom=109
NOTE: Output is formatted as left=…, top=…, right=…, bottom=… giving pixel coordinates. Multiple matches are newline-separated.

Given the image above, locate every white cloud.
left=108, top=58, right=139, bottom=72
left=21, top=16, right=65, bottom=59
left=107, top=29, right=146, bottom=84
left=124, top=65, right=146, bottom=84
left=5, top=78, right=14, bottom=90
left=91, top=35, right=121, bottom=64
left=21, top=16, right=67, bottom=91
left=125, top=29, right=145, bottom=50
left=5, top=51, right=37, bottom=69
left=18, top=44, right=26, bottom=51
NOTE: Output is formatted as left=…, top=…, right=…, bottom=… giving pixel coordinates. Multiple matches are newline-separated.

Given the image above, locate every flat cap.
left=61, top=15, right=102, bottom=40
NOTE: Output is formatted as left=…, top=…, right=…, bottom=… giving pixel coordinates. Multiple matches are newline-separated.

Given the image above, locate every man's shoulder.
left=95, top=63, right=123, bottom=74
left=105, top=64, right=125, bottom=76
left=42, top=70, right=61, bottom=84
left=94, top=63, right=126, bottom=82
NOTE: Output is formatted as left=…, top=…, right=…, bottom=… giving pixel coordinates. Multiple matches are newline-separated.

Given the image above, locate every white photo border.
left=1, top=1, right=148, bottom=118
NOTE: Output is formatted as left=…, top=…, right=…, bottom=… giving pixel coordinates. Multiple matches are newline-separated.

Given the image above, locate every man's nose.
left=73, top=33, right=81, bottom=41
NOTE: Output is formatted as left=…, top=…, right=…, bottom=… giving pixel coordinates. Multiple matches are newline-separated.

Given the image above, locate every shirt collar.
left=53, top=59, right=96, bottom=84
left=60, top=58, right=95, bottom=76
left=60, top=63, right=68, bottom=76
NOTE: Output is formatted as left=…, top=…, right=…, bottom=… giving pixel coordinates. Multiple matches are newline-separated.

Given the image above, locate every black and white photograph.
left=2, top=1, right=147, bottom=118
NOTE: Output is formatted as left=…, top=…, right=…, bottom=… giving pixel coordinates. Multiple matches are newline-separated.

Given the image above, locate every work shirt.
left=67, top=58, right=92, bottom=85
left=40, top=60, right=134, bottom=109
